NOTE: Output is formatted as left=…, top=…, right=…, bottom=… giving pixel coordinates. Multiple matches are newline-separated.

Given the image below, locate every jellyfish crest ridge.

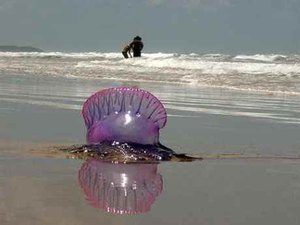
left=82, top=87, right=167, bottom=145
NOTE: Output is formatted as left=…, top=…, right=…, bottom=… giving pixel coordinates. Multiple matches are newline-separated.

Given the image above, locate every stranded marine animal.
left=65, top=87, right=200, bottom=163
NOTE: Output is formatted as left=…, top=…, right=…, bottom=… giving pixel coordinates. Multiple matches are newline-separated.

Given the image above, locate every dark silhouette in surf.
left=129, top=36, right=144, bottom=57
left=122, top=36, right=144, bottom=58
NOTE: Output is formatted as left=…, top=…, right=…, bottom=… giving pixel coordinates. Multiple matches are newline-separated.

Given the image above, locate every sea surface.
left=1, top=51, right=300, bottom=224
left=0, top=51, right=300, bottom=95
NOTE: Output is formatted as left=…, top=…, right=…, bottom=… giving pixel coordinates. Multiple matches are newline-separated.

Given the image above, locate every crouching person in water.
left=129, top=36, right=144, bottom=57
left=122, top=36, right=144, bottom=58
left=122, top=45, right=132, bottom=59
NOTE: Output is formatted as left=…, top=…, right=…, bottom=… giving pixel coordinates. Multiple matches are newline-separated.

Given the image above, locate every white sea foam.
left=233, top=54, right=287, bottom=62
left=0, top=51, right=300, bottom=95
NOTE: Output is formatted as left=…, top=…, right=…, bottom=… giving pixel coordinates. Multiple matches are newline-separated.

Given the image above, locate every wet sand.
left=1, top=73, right=300, bottom=224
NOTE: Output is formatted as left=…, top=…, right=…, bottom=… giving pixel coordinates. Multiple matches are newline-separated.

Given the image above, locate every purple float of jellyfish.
left=72, top=87, right=200, bottom=162
left=82, top=87, right=167, bottom=145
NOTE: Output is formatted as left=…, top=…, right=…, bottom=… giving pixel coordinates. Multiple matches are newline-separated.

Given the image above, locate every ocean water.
left=0, top=51, right=300, bottom=95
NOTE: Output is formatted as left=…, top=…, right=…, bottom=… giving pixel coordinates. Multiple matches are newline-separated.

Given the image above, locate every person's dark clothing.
left=129, top=40, right=144, bottom=57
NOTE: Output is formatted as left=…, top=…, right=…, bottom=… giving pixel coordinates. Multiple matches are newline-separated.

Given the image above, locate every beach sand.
left=1, top=73, right=300, bottom=225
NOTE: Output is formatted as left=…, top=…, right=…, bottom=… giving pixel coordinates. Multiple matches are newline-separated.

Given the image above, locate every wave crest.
left=0, top=51, right=300, bottom=95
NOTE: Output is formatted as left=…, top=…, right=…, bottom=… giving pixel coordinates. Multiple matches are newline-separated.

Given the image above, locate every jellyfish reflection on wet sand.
left=78, top=160, right=163, bottom=214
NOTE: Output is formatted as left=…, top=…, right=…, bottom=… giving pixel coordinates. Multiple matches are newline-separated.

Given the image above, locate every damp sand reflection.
left=78, top=160, right=163, bottom=214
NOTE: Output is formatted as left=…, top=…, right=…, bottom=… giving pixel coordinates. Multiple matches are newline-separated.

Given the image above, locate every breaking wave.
left=0, top=51, right=300, bottom=95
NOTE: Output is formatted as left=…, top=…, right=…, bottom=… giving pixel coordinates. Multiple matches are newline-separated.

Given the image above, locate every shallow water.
left=1, top=72, right=300, bottom=224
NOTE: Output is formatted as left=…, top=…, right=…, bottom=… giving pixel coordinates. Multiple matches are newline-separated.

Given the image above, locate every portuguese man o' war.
left=66, top=87, right=201, bottom=163
left=82, top=87, right=166, bottom=145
